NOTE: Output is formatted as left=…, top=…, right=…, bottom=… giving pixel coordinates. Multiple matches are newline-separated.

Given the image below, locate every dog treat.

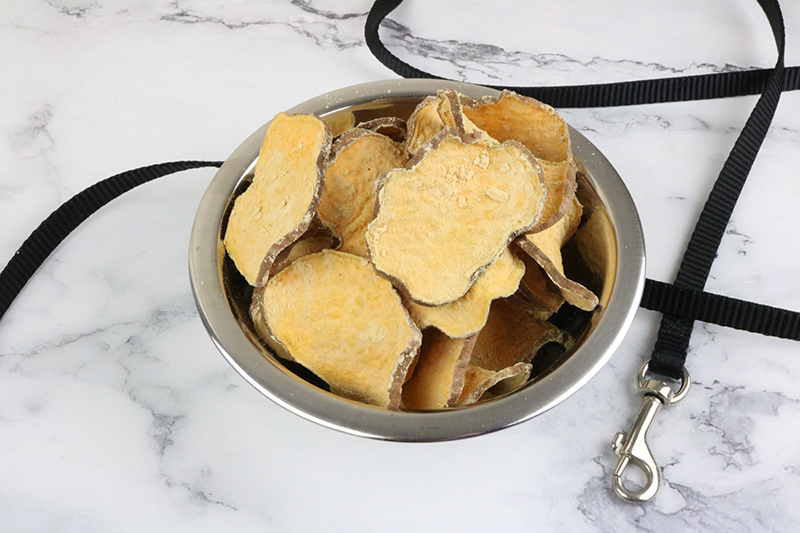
left=532, top=159, right=578, bottom=232
left=456, top=362, right=532, bottom=406
left=224, top=112, right=331, bottom=285
left=252, top=250, right=421, bottom=409
left=405, top=247, right=525, bottom=338
left=268, top=219, right=338, bottom=277
left=517, top=197, right=599, bottom=311
left=323, top=111, right=356, bottom=137
left=405, top=95, right=445, bottom=155
left=462, top=90, right=571, bottom=163
left=514, top=249, right=566, bottom=319
left=366, top=132, right=546, bottom=305
left=469, top=297, right=568, bottom=372
left=318, top=129, right=409, bottom=257
left=406, top=90, right=494, bottom=154
left=436, top=89, right=492, bottom=144
left=402, top=329, right=476, bottom=410
left=357, top=117, right=408, bottom=143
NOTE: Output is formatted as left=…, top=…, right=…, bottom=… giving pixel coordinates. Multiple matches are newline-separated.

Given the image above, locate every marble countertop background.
left=2, top=1, right=799, bottom=531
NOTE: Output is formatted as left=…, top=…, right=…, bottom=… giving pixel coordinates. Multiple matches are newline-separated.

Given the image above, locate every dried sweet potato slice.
left=514, top=248, right=566, bottom=319
left=357, top=117, right=407, bottom=143
left=268, top=218, right=337, bottom=277
left=436, top=89, right=496, bottom=146
left=406, top=90, right=494, bottom=155
left=516, top=197, right=599, bottom=311
left=366, top=133, right=546, bottom=305
left=532, top=159, right=578, bottom=233
left=224, top=112, right=331, bottom=285
left=405, top=247, right=525, bottom=338
left=401, top=330, right=476, bottom=410
left=251, top=250, right=421, bottom=409
left=318, top=129, right=409, bottom=257
left=462, top=90, right=571, bottom=163
left=469, top=297, right=568, bottom=372
left=323, top=111, right=356, bottom=137
left=405, top=95, right=444, bottom=155
left=456, top=362, right=532, bottom=406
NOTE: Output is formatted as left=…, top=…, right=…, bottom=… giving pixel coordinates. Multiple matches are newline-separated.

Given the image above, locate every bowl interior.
left=189, top=79, right=644, bottom=441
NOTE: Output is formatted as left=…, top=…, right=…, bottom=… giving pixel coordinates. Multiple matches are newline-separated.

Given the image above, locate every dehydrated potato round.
left=367, top=132, right=546, bottom=306
left=462, top=90, right=571, bottom=163
left=402, top=329, right=476, bottom=410
left=318, top=129, right=409, bottom=258
left=405, top=247, right=525, bottom=338
left=252, top=250, right=421, bottom=409
left=224, top=112, right=331, bottom=286
left=517, top=197, right=599, bottom=311
left=456, top=362, right=532, bottom=406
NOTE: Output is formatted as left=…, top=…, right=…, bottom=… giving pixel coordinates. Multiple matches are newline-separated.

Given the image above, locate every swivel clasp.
left=611, top=362, right=690, bottom=503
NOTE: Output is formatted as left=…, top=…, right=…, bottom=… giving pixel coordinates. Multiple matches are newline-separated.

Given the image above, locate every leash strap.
left=0, top=161, right=223, bottom=322
left=365, top=0, right=800, bottom=107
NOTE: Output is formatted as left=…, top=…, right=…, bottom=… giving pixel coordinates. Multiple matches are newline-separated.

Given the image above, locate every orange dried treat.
left=318, top=128, right=409, bottom=257
left=406, top=90, right=493, bottom=154
left=251, top=250, right=421, bottom=409
left=224, top=112, right=331, bottom=285
left=405, top=95, right=445, bottom=155
left=462, top=90, right=571, bottom=163
left=532, top=159, right=578, bottom=233
left=469, top=297, right=568, bottom=372
left=357, top=117, right=408, bottom=143
left=268, top=219, right=337, bottom=277
left=367, top=132, right=546, bottom=305
left=436, top=89, right=495, bottom=145
left=517, top=197, right=599, bottom=311
left=402, top=330, right=476, bottom=410
left=323, top=111, right=356, bottom=137
left=462, top=90, right=577, bottom=231
left=456, top=362, right=532, bottom=406
left=514, top=248, right=566, bottom=320
left=405, top=247, right=525, bottom=338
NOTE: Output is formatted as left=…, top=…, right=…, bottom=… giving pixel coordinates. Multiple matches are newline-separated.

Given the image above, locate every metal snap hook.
left=611, top=361, right=691, bottom=503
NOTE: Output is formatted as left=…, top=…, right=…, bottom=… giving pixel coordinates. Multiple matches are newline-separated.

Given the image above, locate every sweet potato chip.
left=436, top=89, right=493, bottom=144
left=469, top=297, right=568, bottom=372
left=456, top=362, right=532, bottom=406
left=406, top=90, right=494, bottom=154
left=318, top=129, right=409, bottom=257
left=514, top=248, right=566, bottom=319
left=517, top=197, right=599, bottom=311
left=405, top=247, right=525, bottom=338
left=268, top=218, right=337, bottom=277
left=405, top=95, right=444, bottom=155
left=357, top=117, right=408, bottom=143
left=533, top=159, right=578, bottom=232
left=251, top=250, right=421, bottom=409
left=402, top=329, right=476, bottom=410
left=224, top=112, right=331, bottom=285
left=367, top=133, right=546, bottom=305
left=462, top=90, right=571, bottom=163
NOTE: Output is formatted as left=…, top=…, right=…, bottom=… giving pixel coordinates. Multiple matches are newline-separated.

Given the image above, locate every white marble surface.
left=2, top=1, right=799, bottom=531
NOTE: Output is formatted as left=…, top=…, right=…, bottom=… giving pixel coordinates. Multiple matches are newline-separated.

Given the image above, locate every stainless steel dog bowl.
left=189, top=79, right=645, bottom=441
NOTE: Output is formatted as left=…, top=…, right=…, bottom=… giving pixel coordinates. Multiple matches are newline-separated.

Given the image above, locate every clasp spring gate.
left=611, top=361, right=690, bottom=503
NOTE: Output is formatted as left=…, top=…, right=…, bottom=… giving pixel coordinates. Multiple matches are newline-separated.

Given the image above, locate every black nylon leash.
left=364, top=0, right=799, bottom=503
left=0, top=161, right=223, bottom=322
left=365, top=0, right=800, bottom=107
